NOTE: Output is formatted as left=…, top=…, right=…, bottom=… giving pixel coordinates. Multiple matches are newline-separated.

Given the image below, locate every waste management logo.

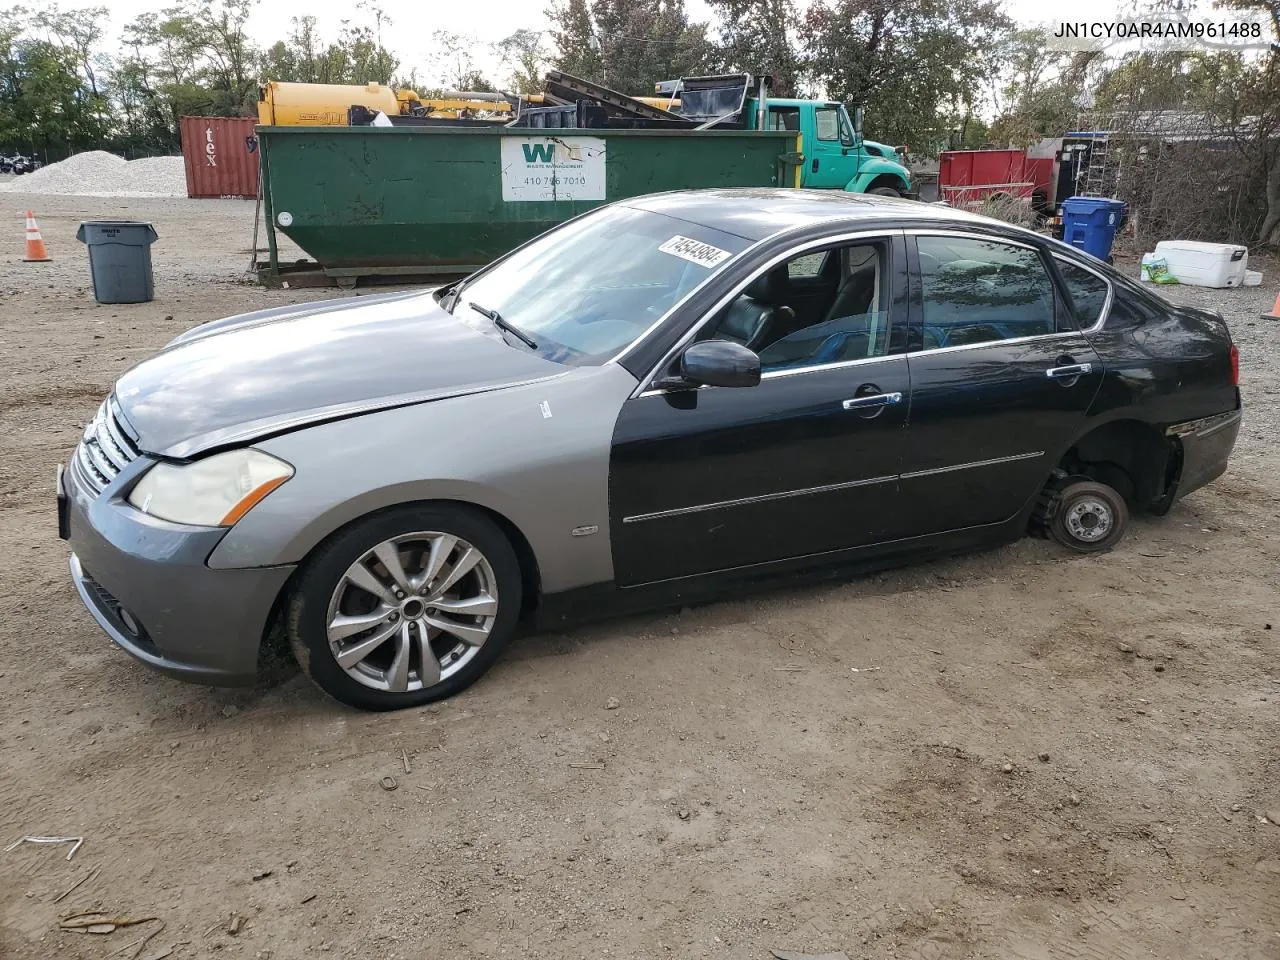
left=500, top=136, right=606, bottom=202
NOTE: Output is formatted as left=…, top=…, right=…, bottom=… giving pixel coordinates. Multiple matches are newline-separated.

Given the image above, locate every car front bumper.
left=63, top=456, right=295, bottom=686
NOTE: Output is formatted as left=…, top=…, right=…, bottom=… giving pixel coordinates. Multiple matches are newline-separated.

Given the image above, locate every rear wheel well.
left=258, top=499, right=542, bottom=676
left=1057, top=420, right=1175, bottom=510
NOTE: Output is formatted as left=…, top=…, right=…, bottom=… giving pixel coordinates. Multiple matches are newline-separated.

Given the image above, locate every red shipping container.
left=180, top=116, right=260, bottom=198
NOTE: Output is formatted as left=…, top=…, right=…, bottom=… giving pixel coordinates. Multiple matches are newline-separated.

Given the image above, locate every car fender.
left=207, top=363, right=639, bottom=596
left=845, top=159, right=912, bottom=194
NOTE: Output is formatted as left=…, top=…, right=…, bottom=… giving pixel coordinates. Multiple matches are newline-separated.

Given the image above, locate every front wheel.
left=868, top=186, right=901, bottom=198
left=1048, top=480, right=1129, bottom=553
left=287, top=504, right=522, bottom=711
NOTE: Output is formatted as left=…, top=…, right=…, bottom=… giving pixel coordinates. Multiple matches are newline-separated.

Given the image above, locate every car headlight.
left=127, top=449, right=293, bottom=527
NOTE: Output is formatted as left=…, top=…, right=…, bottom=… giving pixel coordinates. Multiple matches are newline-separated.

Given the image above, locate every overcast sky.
left=93, top=0, right=1122, bottom=88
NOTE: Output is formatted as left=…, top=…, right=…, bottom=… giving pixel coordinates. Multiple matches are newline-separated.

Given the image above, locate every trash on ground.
left=5, top=835, right=84, bottom=860
left=1140, top=254, right=1178, bottom=284
left=59, top=912, right=157, bottom=934
left=1151, top=240, right=1249, bottom=288
left=53, top=866, right=100, bottom=903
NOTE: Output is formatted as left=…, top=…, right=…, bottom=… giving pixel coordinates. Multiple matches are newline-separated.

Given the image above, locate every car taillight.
left=1230, top=344, right=1239, bottom=386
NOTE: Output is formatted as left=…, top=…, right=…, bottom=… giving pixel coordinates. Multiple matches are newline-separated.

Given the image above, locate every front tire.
left=1048, top=480, right=1129, bottom=553
left=868, top=186, right=901, bottom=198
left=287, top=504, right=522, bottom=711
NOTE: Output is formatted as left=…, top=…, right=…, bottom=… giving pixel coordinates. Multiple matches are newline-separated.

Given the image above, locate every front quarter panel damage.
left=207, top=364, right=639, bottom=596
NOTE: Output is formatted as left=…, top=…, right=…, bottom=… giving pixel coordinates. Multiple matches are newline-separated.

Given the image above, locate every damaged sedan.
left=60, top=189, right=1242, bottom=710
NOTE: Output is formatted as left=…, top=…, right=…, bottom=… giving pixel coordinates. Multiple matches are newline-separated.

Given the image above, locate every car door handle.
left=843, top=392, right=902, bottom=410
left=1046, top=363, right=1092, bottom=379
left=812, top=158, right=819, bottom=172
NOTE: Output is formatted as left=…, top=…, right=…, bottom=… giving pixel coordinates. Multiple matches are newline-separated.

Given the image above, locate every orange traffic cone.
left=23, top=210, right=51, bottom=262
left=1265, top=289, right=1280, bottom=321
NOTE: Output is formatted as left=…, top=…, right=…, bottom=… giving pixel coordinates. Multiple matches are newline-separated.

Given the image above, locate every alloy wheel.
left=325, top=531, right=499, bottom=693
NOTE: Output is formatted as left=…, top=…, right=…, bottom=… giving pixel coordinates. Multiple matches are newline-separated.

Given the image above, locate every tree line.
left=1, top=0, right=1277, bottom=242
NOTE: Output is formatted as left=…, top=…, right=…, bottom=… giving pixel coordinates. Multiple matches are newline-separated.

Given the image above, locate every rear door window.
left=1055, top=258, right=1111, bottom=329
left=915, top=236, right=1056, bottom=349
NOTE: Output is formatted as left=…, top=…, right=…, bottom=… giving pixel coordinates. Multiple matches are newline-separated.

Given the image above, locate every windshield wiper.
left=467, top=301, right=538, bottom=350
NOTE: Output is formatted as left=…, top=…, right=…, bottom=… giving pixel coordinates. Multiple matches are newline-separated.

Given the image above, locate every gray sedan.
left=60, top=190, right=1240, bottom=710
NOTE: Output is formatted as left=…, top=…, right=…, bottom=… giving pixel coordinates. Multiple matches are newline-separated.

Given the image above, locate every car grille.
left=73, top=397, right=140, bottom=495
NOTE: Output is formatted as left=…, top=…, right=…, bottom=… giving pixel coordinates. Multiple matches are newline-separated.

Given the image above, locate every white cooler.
left=1152, top=240, right=1248, bottom=288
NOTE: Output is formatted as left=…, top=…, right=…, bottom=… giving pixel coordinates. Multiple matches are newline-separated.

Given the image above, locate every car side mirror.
left=676, top=340, right=761, bottom=389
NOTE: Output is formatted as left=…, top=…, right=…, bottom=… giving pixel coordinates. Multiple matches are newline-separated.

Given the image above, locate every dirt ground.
left=1, top=192, right=1278, bottom=960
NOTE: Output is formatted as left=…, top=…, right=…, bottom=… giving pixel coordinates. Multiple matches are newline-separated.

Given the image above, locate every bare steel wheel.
left=289, top=506, right=521, bottom=710
left=1048, top=480, right=1129, bottom=554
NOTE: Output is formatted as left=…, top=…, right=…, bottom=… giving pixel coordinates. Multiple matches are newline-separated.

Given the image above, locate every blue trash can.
left=1062, top=196, right=1126, bottom=261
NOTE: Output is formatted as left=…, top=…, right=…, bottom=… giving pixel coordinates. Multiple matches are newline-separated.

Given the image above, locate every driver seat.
left=717, top=268, right=792, bottom=351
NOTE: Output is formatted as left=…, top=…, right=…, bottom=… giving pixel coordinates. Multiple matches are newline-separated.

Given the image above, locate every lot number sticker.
left=501, top=136, right=606, bottom=202
left=658, top=235, right=732, bottom=268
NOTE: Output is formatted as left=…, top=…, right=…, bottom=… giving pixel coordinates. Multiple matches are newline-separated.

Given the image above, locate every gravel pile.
left=0, top=151, right=187, bottom=198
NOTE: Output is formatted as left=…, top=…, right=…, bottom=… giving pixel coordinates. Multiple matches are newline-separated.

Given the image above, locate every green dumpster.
left=257, top=125, right=802, bottom=283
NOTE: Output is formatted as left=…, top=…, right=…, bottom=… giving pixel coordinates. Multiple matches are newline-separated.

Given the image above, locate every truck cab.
left=744, top=98, right=912, bottom=196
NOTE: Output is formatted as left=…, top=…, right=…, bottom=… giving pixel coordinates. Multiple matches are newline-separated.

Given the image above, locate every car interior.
left=701, top=242, right=895, bottom=370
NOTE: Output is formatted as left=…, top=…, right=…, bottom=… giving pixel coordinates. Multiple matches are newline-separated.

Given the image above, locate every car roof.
left=622, top=188, right=1030, bottom=243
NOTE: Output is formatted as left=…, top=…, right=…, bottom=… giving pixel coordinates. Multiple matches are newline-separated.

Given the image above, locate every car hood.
left=114, top=290, right=565, bottom=459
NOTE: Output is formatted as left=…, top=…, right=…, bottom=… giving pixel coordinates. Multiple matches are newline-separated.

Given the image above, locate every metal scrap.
left=5, top=835, right=84, bottom=860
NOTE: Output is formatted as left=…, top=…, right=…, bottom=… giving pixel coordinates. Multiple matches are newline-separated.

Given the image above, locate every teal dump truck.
left=739, top=98, right=910, bottom=195
left=647, top=76, right=911, bottom=197
left=257, top=72, right=910, bottom=285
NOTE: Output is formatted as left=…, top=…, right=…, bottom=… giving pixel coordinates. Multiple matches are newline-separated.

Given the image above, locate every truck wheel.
left=868, top=186, right=900, bottom=198
left=1048, top=480, right=1129, bottom=554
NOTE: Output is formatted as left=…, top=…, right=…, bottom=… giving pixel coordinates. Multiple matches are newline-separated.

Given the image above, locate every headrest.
left=743, top=266, right=787, bottom=303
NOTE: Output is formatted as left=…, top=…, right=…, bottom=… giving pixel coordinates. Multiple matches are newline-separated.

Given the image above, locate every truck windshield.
left=450, top=205, right=750, bottom=365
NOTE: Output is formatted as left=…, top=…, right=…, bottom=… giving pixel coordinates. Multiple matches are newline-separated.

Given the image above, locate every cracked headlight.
left=127, top=449, right=293, bottom=526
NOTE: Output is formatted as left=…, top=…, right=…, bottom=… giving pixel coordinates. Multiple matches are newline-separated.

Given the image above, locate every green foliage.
left=430, top=31, right=495, bottom=91
left=0, top=2, right=400, bottom=158
left=2, top=0, right=1277, bottom=243
left=801, top=0, right=1012, bottom=153
left=496, top=29, right=548, bottom=95
left=546, top=0, right=713, bottom=95
left=0, top=7, right=110, bottom=154
left=705, top=0, right=801, bottom=96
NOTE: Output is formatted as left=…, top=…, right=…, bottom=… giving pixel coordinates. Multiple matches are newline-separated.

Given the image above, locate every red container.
left=938, top=148, right=1037, bottom=210
left=180, top=117, right=260, bottom=198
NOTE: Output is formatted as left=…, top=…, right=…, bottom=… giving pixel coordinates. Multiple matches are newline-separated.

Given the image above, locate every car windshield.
left=449, top=205, right=750, bottom=365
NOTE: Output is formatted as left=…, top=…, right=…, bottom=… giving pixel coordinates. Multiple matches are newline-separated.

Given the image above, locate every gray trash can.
left=75, top=221, right=159, bottom=304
